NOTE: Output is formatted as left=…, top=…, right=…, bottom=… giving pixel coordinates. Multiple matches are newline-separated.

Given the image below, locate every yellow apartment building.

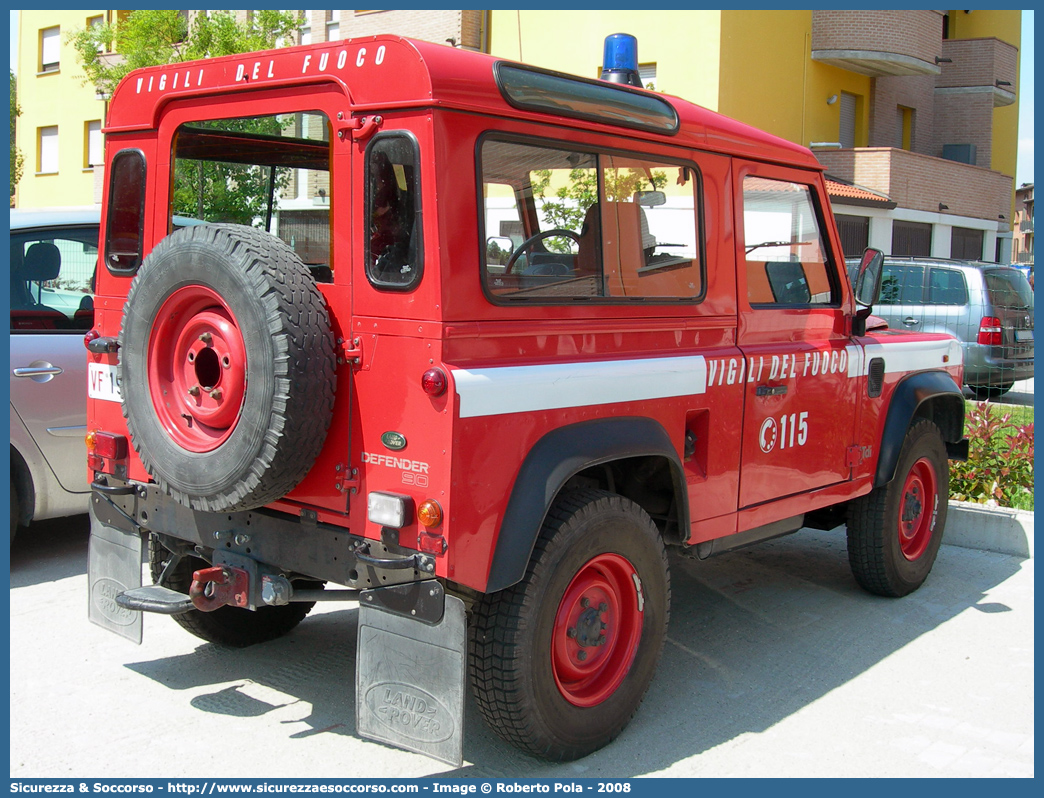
left=14, top=9, right=112, bottom=209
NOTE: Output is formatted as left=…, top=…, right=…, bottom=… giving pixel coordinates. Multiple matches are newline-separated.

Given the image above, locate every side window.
left=742, top=176, right=835, bottom=306
left=105, top=149, right=146, bottom=275
left=365, top=133, right=423, bottom=291
left=11, top=229, right=97, bottom=332
left=880, top=264, right=925, bottom=304
left=927, top=267, right=968, bottom=305
left=480, top=138, right=702, bottom=301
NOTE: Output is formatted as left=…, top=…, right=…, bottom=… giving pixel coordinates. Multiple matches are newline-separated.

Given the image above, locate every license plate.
left=1015, top=330, right=1034, bottom=342
left=88, top=362, right=122, bottom=402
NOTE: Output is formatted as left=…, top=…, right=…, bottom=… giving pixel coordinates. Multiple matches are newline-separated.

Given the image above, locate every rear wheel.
left=847, top=419, right=949, bottom=597
left=968, top=383, right=1013, bottom=400
left=10, top=480, right=19, bottom=545
left=469, top=490, right=669, bottom=760
left=148, top=536, right=319, bottom=647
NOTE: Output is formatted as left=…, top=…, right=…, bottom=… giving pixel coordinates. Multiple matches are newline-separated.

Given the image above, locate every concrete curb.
left=944, top=500, right=1034, bottom=558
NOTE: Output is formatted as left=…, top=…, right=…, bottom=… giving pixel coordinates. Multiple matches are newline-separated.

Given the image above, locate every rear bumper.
left=962, top=343, right=1034, bottom=386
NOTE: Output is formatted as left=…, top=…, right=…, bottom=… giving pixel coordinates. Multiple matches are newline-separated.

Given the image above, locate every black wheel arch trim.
left=875, top=370, right=966, bottom=488
left=485, top=416, right=688, bottom=593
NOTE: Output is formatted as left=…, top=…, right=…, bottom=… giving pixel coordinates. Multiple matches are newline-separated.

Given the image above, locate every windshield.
left=984, top=269, right=1034, bottom=310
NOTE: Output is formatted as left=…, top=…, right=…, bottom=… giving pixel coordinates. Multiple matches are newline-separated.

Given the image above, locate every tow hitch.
left=189, top=565, right=250, bottom=611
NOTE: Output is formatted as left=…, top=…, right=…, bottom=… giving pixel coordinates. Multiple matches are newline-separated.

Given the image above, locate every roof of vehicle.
left=10, top=207, right=101, bottom=230
left=104, top=35, right=820, bottom=170
left=845, top=255, right=1027, bottom=274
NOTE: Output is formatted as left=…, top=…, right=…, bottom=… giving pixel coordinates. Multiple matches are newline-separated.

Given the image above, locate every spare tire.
left=119, top=224, right=336, bottom=512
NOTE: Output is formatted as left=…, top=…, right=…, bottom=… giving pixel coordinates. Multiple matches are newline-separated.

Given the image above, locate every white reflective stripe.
left=859, top=338, right=962, bottom=375
left=454, top=356, right=708, bottom=419
left=846, top=344, right=864, bottom=378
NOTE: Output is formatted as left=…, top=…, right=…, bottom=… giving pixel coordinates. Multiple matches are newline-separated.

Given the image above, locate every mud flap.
left=356, top=581, right=466, bottom=767
left=87, top=505, right=144, bottom=643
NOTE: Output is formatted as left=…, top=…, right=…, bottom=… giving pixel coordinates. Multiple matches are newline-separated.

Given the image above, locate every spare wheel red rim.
left=898, top=457, right=937, bottom=561
left=551, top=552, right=644, bottom=708
left=146, top=285, right=248, bottom=453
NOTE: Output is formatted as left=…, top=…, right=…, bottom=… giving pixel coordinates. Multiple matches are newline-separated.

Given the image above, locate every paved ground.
left=9, top=514, right=1033, bottom=779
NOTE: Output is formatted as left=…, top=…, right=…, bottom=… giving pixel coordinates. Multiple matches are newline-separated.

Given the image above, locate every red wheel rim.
left=146, top=286, right=247, bottom=453
left=551, top=553, right=644, bottom=708
left=898, top=457, right=937, bottom=561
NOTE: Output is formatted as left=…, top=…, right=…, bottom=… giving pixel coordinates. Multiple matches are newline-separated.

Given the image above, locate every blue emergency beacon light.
left=600, top=33, right=644, bottom=88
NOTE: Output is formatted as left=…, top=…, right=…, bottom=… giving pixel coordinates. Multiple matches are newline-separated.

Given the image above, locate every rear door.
left=983, top=267, right=1035, bottom=363
left=735, top=165, right=857, bottom=508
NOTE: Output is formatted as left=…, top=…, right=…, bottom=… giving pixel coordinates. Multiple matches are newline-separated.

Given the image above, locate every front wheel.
left=847, top=419, right=949, bottom=597
left=468, top=490, right=670, bottom=761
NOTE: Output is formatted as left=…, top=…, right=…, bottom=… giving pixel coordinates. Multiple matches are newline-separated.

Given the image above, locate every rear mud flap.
left=356, top=581, right=466, bottom=767
left=88, top=505, right=144, bottom=643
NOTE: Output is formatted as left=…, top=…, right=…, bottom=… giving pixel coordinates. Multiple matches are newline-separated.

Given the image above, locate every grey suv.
left=865, top=257, right=1034, bottom=399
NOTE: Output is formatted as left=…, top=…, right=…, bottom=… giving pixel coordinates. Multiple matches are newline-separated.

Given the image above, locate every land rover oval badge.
left=381, top=431, right=407, bottom=451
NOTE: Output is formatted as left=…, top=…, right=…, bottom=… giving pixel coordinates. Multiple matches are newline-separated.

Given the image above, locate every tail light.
left=86, top=430, right=129, bottom=474
left=977, top=317, right=1003, bottom=346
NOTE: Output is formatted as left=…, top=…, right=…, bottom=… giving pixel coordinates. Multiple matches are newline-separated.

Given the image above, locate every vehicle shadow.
left=120, top=526, right=1025, bottom=777
left=9, top=512, right=90, bottom=587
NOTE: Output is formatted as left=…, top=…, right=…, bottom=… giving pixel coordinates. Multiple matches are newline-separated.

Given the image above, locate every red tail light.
left=86, top=431, right=129, bottom=475
left=977, top=317, right=1003, bottom=346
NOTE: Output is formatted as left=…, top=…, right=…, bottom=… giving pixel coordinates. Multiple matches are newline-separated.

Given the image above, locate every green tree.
left=10, top=70, right=24, bottom=198
left=68, top=10, right=302, bottom=226
left=532, top=166, right=667, bottom=252
left=68, top=10, right=301, bottom=99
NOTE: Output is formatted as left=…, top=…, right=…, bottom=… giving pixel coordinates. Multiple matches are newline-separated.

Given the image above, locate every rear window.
left=984, top=269, right=1034, bottom=310
left=171, top=111, right=332, bottom=280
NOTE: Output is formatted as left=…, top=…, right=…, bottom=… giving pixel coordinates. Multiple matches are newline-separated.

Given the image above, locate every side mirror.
left=852, top=247, right=884, bottom=336
left=854, top=247, right=884, bottom=307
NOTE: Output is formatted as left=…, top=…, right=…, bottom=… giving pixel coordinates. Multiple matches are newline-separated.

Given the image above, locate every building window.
left=37, top=126, right=59, bottom=174
left=86, top=15, right=105, bottom=53
left=300, top=10, right=311, bottom=45
left=39, top=26, right=60, bottom=73
left=951, top=227, right=984, bottom=260
left=839, top=92, right=857, bottom=149
left=326, top=10, right=341, bottom=41
left=892, top=220, right=932, bottom=257
left=896, top=106, right=914, bottom=150
left=835, top=214, right=869, bottom=259
left=639, top=63, right=657, bottom=91
left=85, top=121, right=103, bottom=169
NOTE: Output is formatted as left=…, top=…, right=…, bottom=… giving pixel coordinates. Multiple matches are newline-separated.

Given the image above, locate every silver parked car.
left=9, top=208, right=204, bottom=542
left=9, top=208, right=100, bottom=541
left=868, top=257, right=1034, bottom=399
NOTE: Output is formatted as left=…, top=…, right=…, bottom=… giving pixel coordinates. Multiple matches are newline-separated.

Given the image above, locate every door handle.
left=902, top=317, right=921, bottom=326
left=13, top=366, right=64, bottom=378
left=755, top=384, right=788, bottom=397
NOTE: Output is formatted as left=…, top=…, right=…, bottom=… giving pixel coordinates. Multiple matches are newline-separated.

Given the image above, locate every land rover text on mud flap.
left=86, top=34, right=968, bottom=765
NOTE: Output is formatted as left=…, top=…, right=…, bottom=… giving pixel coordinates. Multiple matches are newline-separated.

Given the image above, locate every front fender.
left=875, top=370, right=965, bottom=487
left=485, top=417, right=686, bottom=593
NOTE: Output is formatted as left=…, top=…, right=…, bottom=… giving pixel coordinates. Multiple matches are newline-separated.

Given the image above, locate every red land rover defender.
left=86, top=34, right=968, bottom=765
